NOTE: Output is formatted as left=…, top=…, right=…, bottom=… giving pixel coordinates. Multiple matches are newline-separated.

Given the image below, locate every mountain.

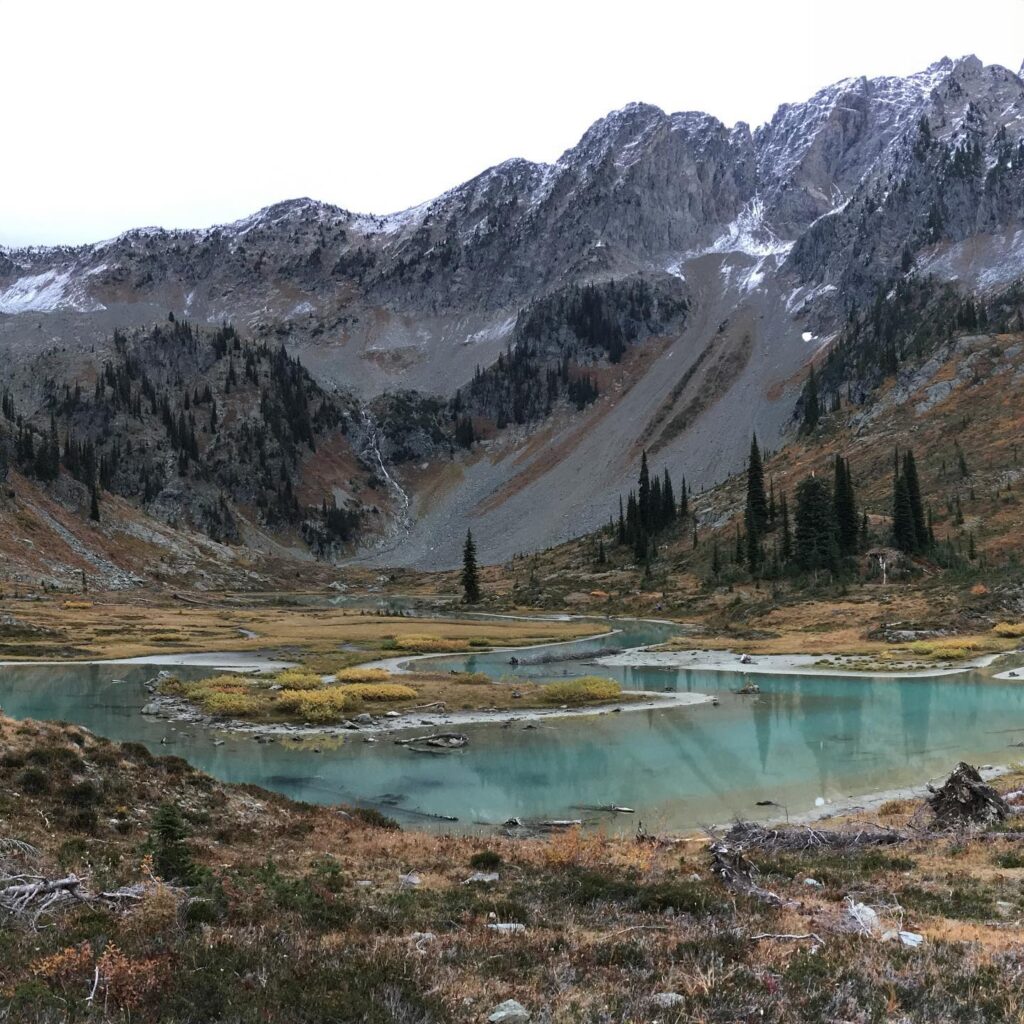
left=1, top=54, right=1022, bottom=576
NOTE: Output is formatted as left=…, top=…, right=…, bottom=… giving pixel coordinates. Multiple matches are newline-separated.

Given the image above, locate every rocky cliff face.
left=1, top=55, right=1022, bottom=570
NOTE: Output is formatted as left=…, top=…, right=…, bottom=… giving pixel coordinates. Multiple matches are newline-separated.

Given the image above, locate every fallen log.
left=722, top=820, right=906, bottom=852
left=708, top=841, right=785, bottom=906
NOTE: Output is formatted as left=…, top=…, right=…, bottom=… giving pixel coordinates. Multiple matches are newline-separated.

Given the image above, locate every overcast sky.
left=4, top=0, right=1023, bottom=247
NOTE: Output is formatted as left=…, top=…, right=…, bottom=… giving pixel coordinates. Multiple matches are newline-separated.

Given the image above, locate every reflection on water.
left=2, top=624, right=1024, bottom=833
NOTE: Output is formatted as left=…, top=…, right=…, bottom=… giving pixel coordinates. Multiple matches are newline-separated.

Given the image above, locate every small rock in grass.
left=845, top=900, right=881, bottom=935
left=487, top=999, right=530, bottom=1022
left=487, top=922, right=526, bottom=935
left=399, top=872, right=421, bottom=888
left=648, top=992, right=685, bottom=1009
left=463, top=871, right=499, bottom=884
left=803, top=877, right=823, bottom=888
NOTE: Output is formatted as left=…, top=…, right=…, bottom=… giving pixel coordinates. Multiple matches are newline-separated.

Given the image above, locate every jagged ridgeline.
left=459, top=275, right=689, bottom=427
left=0, top=319, right=373, bottom=557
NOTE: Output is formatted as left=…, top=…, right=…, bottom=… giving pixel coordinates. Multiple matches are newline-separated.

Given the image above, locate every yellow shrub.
left=393, top=634, right=471, bottom=653
left=539, top=676, right=622, bottom=705
left=185, top=675, right=251, bottom=697
left=62, top=600, right=93, bottom=610
left=334, top=667, right=391, bottom=684
left=341, top=683, right=417, bottom=702
left=273, top=687, right=354, bottom=722
left=453, top=672, right=491, bottom=685
left=909, top=639, right=981, bottom=659
left=199, top=691, right=267, bottom=717
left=273, top=669, right=323, bottom=690
left=994, top=622, right=1024, bottom=638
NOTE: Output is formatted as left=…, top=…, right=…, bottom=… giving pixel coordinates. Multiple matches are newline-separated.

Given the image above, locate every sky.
left=3, top=0, right=1023, bottom=247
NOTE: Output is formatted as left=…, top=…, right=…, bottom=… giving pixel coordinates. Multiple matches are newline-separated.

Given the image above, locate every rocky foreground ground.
left=3, top=712, right=1024, bottom=1022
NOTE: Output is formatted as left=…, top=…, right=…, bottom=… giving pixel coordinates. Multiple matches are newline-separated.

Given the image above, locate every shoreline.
left=596, top=647, right=1011, bottom=678
left=137, top=673, right=715, bottom=739
left=775, top=762, right=1014, bottom=831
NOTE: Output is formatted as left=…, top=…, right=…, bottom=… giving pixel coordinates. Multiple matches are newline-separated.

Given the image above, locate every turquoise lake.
left=1, top=618, right=1023, bottom=833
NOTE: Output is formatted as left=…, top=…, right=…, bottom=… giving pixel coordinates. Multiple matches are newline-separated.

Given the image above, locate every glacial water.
left=1, top=619, right=1023, bottom=833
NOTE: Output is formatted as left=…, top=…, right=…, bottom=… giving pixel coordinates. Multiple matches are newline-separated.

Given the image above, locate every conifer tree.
left=638, top=450, right=651, bottom=531
left=833, top=455, right=859, bottom=556
left=802, top=366, right=820, bottom=432
left=901, top=450, right=928, bottom=551
left=794, top=475, right=838, bottom=574
left=461, top=529, right=481, bottom=603
left=678, top=473, right=689, bottom=518
left=780, top=493, right=792, bottom=562
left=661, top=469, right=676, bottom=528
left=745, top=434, right=769, bottom=539
left=892, top=474, right=917, bottom=554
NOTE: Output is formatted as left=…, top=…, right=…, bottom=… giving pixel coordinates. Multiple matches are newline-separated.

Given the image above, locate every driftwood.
left=635, top=822, right=684, bottom=846
left=722, top=820, right=906, bottom=853
left=1, top=873, right=151, bottom=927
left=927, top=762, right=1009, bottom=828
left=708, top=840, right=784, bottom=906
left=573, top=804, right=635, bottom=815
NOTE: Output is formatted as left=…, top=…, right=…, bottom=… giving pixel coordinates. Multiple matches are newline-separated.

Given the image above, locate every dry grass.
left=0, top=598, right=594, bottom=661
left=5, top=713, right=1024, bottom=1022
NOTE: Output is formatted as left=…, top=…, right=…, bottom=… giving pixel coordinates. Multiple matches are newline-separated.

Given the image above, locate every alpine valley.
left=2, top=53, right=1023, bottom=587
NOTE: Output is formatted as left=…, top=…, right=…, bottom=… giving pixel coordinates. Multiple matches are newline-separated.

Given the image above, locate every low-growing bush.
left=62, top=600, right=93, bottom=610
left=994, top=622, right=1024, bottom=638
left=274, top=687, right=354, bottom=722
left=16, top=766, right=49, bottom=795
left=908, top=639, right=981, bottom=659
left=198, top=692, right=268, bottom=718
left=454, top=672, right=491, bottom=685
left=540, top=676, right=622, bottom=705
left=273, top=669, right=323, bottom=690
left=469, top=850, right=502, bottom=869
left=341, top=683, right=417, bottom=702
left=392, top=634, right=471, bottom=653
left=334, top=667, right=391, bottom=684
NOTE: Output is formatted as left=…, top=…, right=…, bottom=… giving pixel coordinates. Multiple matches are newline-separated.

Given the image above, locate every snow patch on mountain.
left=0, top=268, right=105, bottom=314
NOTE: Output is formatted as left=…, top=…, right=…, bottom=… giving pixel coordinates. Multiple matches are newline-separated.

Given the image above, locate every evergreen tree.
left=711, top=540, right=721, bottom=577
left=150, top=802, right=199, bottom=884
left=638, top=450, right=651, bottom=531
left=802, top=366, right=821, bottom=433
left=678, top=473, right=689, bottom=518
left=745, top=434, right=769, bottom=539
left=461, top=529, right=481, bottom=603
left=661, top=469, right=676, bottom=528
left=779, top=493, right=792, bottom=562
left=892, top=474, right=917, bottom=554
left=794, top=475, right=838, bottom=574
left=89, top=483, right=100, bottom=522
left=833, top=455, right=859, bottom=556
left=901, top=450, right=928, bottom=551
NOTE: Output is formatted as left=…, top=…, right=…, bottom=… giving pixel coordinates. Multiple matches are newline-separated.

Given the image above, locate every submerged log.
left=394, top=732, right=467, bottom=749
